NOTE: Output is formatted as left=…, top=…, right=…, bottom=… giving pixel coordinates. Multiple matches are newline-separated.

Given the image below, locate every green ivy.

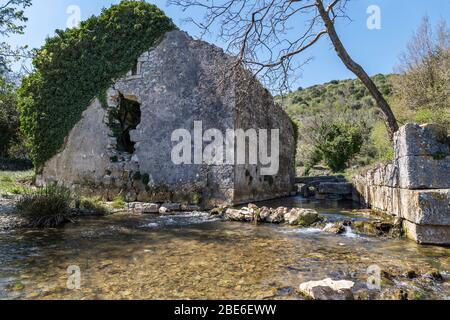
left=18, top=1, right=176, bottom=167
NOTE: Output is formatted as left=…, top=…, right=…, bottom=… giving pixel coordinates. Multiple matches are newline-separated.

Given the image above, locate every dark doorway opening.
left=116, top=94, right=141, bottom=153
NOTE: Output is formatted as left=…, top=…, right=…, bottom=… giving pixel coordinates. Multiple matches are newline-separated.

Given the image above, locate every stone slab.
left=394, top=123, right=449, bottom=159
left=403, top=220, right=450, bottom=245
left=397, top=155, right=450, bottom=189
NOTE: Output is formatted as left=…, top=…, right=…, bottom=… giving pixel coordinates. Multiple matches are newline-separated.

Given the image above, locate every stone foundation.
left=353, top=123, right=450, bottom=245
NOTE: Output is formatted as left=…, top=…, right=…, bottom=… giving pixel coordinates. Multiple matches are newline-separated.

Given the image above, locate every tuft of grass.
left=78, top=196, right=110, bottom=215
left=111, top=195, right=126, bottom=209
left=16, top=185, right=73, bottom=228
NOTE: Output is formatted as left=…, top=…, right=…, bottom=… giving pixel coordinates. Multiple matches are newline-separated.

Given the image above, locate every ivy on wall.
left=18, top=1, right=176, bottom=167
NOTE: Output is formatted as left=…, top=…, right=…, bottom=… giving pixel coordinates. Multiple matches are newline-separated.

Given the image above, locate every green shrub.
left=19, top=1, right=176, bottom=166
left=316, top=121, right=365, bottom=172
left=16, top=185, right=73, bottom=228
left=78, top=196, right=110, bottom=215
left=414, top=108, right=450, bottom=130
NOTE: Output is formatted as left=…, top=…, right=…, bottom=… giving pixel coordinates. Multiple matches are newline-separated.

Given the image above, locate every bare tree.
left=393, top=16, right=449, bottom=115
left=170, top=0, right=399, bottom=139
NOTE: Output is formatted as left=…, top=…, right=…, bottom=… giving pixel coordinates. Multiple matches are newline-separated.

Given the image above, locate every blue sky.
left=4, top=0, right=450, bottom=88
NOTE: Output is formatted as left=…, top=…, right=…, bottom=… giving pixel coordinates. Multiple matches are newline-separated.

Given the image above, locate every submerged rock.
left=299, top=278, right=354, bottom=300
left=352, top=218, right=403, bottom=238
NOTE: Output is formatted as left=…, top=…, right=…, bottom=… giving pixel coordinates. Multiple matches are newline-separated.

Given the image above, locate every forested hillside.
left=282, top=74, right=393, bottom=119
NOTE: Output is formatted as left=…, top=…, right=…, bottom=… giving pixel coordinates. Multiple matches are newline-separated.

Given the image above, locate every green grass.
left=0, top=170, right=34, bottom=195
left=78, top=196, right=110, bottom=215
left=111, top=195, right=126, bottom=209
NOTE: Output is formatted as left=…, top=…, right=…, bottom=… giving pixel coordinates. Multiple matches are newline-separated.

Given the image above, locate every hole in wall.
left=114, top=93, right=141, bottom=153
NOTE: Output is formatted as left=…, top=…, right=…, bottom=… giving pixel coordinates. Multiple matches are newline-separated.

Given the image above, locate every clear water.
left=0, top=196, right=449, bottom=300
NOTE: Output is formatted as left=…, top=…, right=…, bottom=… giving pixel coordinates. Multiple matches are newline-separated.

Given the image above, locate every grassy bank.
left=0, top=170, right=34, bottom=196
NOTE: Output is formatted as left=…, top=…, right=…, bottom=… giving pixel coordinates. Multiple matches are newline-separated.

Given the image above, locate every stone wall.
left=353, top=123, right=450, bottom=245
left=37, top=30, right=295, bottom=209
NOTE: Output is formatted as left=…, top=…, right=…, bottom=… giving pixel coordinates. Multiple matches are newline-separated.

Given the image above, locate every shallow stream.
left=0, top=196, right=448, bottom=300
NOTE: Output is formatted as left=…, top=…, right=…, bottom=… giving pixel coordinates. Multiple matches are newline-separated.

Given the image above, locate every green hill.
left=280, top=74, right=396, bottom=175
left=281, top=74, right=393, bottom=120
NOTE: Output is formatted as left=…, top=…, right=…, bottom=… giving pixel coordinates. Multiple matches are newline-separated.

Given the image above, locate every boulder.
left=258, top=206, right=272, bottom=222
left=224, top=209, right=253, bottom=222
left=266, top=207, right=288, bottom=224
left=299, top=278, right=354, bottom=300
left=323, top=223, right=346, bottom=235
left=159, top=207, right=169, bottom=214
left=284, top=208, right=320, bottom=226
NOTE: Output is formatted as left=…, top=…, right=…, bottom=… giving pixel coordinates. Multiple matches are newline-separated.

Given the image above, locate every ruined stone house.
left=37, top=30, right=296, bottom=208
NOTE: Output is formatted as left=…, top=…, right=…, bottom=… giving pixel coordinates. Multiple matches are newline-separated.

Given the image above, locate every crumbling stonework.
left=37, top=30, right=295, bottom=208
left=353, top=123, right=450, bottom=245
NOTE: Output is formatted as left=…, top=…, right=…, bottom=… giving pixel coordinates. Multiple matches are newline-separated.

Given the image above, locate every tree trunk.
left=316, top=0, right=399, bottom=140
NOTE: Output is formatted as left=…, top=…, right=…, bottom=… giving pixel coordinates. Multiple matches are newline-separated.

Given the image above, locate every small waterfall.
left=343, top=225, right=358, bottom=238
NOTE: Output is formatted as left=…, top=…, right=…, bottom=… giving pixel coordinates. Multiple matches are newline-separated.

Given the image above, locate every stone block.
left=397, top=155, right=450, bottom=189
left=394, top=123, right=449, bottom=159
left=396, top=189, right=450, bottom=225
left=403, top=220, right=450, bottom=245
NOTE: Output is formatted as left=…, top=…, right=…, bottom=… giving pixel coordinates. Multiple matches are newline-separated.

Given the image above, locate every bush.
left=19, top=1, right=176, bottom=166
left=16, top=185, right=73, bottom=228
left=297, top=111, right=367, bottom=173
left=316, top=121, right=364, bottom=172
